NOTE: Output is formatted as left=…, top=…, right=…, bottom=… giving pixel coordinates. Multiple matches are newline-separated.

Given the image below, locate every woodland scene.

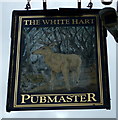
left=19, top=24, right=99, bottom=93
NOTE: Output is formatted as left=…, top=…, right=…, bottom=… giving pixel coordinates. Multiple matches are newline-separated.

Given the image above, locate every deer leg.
left=75, top=66, right=81, bottom=85
left=75, top=72, right=79, bottom=86
left=70, top=71, right=77, bottom=87
left=62, top=69, right=70, bottom=91
left=71, top=71, right=76, bottom=85
left=50, top=71, right=56, bottom=91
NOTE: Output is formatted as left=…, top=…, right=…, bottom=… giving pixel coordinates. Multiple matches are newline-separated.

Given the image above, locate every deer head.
left=32, top=42, right=57, bottom=55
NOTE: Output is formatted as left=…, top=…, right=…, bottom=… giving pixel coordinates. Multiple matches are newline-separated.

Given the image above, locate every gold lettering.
left=31, top=95, right=39, bottom=103
left=85, top=19, right=90, bottom=24
left=66, top=96, right=73, bottom=102
left=87, top=93, right=97, bottom=102
left=65, top=19, right=70, bottom=24
left=50, top=20, right=53, bottom=24
left=79, top=20, right=85, bottom=24
left=40, top=96, right=47, bottom=103
left=50, top=20, right=57, bottom=24
left=47, top=96, right=58, bottom=103
left=60, top=19, right=65, bottom=24
left=80, top=94, right=87, bottom=102
left=23, top=18, right=94, bottom=26
left=20, top=93, right=97, bottom=104
left=42, top=20, right=50, bottom=24
left=23, top=20, right=30, bottom=25
left=54, top=20, right=57, bottom=24
left=21, top=94, right=31, bottom=103
left=58, top=96, right=66, bottom=103
left=72, top=19, right=78, bottom=24
left=29, top=20, right=36, bottom=25
left=91, top=19, right=94, bottom=24
left=74, top=95, right=78, bottom=102
left=36, top=20, right=40, bottom=25
left=57, top=20, right=60, bottom=24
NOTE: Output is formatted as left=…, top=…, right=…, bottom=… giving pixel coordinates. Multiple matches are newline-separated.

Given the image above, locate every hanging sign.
left=6, top=8, right=110, bottom=111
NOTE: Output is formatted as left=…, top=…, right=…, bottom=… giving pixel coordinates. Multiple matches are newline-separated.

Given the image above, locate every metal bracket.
left=25, top=0, right=31, bottom=10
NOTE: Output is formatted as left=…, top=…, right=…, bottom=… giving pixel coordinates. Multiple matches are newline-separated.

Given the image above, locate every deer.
left=32, top=43, right=82, bottom=91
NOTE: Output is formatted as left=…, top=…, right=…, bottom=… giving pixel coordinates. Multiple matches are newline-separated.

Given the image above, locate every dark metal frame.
left=6, top=8, right=110, bottom=112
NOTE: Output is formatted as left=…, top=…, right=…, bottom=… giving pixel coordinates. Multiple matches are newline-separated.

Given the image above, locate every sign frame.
left=6, top=9, right=110, bottom=111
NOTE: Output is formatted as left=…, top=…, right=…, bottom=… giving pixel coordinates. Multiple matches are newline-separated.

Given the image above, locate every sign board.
left=7, top=9, right=110, bottom=111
